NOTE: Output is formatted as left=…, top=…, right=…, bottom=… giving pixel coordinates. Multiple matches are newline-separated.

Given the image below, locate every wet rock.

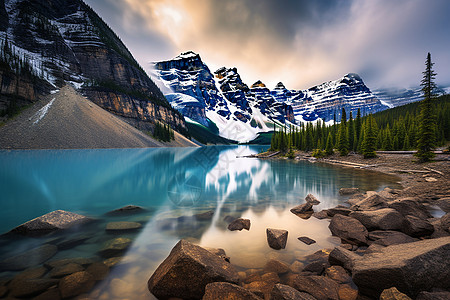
left=298, top=236, right=316, bottom=245
left=263, top=259, right=289, bottom=274
left=57, top=236, right=90, bottom=250
left=339, top=188, right=361, bottom=195
left=0, top=286, right=7, bottom=298
left=261, top=272, right=280, bottom=284
left=350, top=194, right=388, bottom=211
left=328, top=214, right=368, bottom=245
left=436, top=197, right=450, bottom=213
left=0, top=244, right=57, bottom=271
left=9, top=266, right=48, bottom=285
left=352, top=236, right=450, bottom=297
left=110, top=278, right=134, bottom=299
left=388, top=198, right=432, bottom=219
left=338, top=284, right=358, bottom=300
left=349, top=208, right=404, bottom=231
left=45, top=257, right=96, bottom=269
left=106, top=205, right=146, bottom=216
left=380, top=287, right=412, bottom=300
left=203, top=282, right=261, bottom=300
left=98, top=237, right=132, bottom=258
left=305, top=194, right=320, bottom=205
left=227, top=218, right=250, bottom=231
left=10, top=210, right=92, bottom=235
left=223, top=215, right=237, bottom=223
left=302, top=261, right=328, bottom=275
left=33, top=287, right=61, bottom=300
left=243, top=280, right=275, bottom=299
left=401, top=215, right=434, bottom=237
left=105, top=221, right=142, bottom=232
left=270, top=283, right=316, bottom=300
left=313, top=210, right=329, bottom=219
left=59, top=271, right=95, bottom=299
left=243, top=273, right=262, bottom=284
left=324, top=266, right=351, bottom=284
left=293, top=275, right=339, bottom=300
left=327, top=207, right=352, bottom=217
left=194, top=210, right=214, bottom=220
left=416, top=291, right=450, bottom=300
left=266, top=228, right=288, bottom=250
left=147, top=240, right=239, bottom=299
left=290, top=261, right=305, bottom=273
left=328, top=246, right=359, bottom=271
left=290, top=203, right=314, bottom=215
left=86, top=262, right=109, bottom=281
left=203, top=247, right=230, bottom=263
left=9, top=278, right=59, bottom=298
left=49, top=263, right=84, bottom=278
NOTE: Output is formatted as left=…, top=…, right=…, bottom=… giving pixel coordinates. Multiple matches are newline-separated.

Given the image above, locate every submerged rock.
left=263, top=259, right=290, bottom=274
left=203, top=282, right=261, bottom=300
left=98, top=237, right=132, bottom=258
left=106, top=205, right=146, bottom=216
left=9, top=278, right=59, bottom=298
left=266, top=228, right=288, bottom=250
left=0, top=244, right=57, bottom=271
left=328, top=214, right=368, bottom=245
left=10, top=210, right=92, bottom=235
left=339, top=188, right=361, bottom=195
left=298, top=236, right=316, bottom=245
left=48, top=263, right=84, bottom=278
left=105, top=221, right=142, bottom=232
left=351, top=236, right=450, bottom=297
left=147, top=239, right=239, bottom=299
left=59, top=271, right=95, bottom=299
left=228, top=218, right=251, bottom=231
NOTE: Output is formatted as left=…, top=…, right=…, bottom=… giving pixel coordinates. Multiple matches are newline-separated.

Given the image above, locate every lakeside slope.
left=0, top=85, right=197, bottom=149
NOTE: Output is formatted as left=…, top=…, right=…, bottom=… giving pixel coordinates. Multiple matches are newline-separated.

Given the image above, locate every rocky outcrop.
left=10, top=210, right=91, bottom=235
left=328, top=214, right=368, bottom=245
left=292, top=275, right=340, bottom=300
left=388, top=198, right=432, bottom=220
left=401, top=215, right=434, bottom=237
left=351, top=236, right=450, bottom=297
left=349, top=208, right=404, bottom=231
left=266, top=228, right=288, bottom=250
left=147, top=240, right=239, bottom=299
left=270, top=283, right=316, bottom=300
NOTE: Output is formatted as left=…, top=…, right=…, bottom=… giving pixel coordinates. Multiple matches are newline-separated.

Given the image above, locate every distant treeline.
left=270, top=94, right=450, bottom=157
left=152, top=122, right=175, bottom=142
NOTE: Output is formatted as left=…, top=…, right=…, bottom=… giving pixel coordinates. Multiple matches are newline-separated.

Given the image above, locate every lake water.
left=0, top=146, right=401, bottom=299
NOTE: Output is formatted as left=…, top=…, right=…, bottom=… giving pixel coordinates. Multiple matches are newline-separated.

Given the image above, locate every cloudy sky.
left=84, top=0, right=450, bottom=90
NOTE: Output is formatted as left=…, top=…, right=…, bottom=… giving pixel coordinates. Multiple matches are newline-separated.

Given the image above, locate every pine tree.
left=348, top=111, right=355, bottom=152
left=337, top=108, right=349, bottom=155
left=355, top=108, right=362, bottom=151
left=415, top=52, right=437, bottom=162
left=362, top=114, right=378, bottom=158
left=325, top=132, right=334, bottom=156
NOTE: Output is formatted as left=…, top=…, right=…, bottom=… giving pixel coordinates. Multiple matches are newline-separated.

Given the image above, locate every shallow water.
left=0, top=146, right=401, bottom=299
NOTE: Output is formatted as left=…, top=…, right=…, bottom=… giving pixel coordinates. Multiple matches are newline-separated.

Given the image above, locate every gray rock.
left=388, top=198, right=432, bottom=219
left=203, top=282, right=261, bottom=300
left=328, top=214, right=368, bottom=245
left=48, top=263, right=84, bottom=278
left=106, top=205, right=146, bottom=216
left=339, top=188, right=361, bottom=195
left=293, top=275, right=339, bottom=300
left=401, top=215, right=434, bottom=237
left=11, top=210, right=91, bottom=235
left=350, top=194, right=388, bottom=211
left=228, top=218, right=250, bottom=231
left=148, top=240, right=239, bottom=299
left=0, top=244, right=57, bottom=271
left=379, top=287, right=412, bottom=300
left=352, top=236, right=450, bottom=297
left=105, top=221, right=142, bottom=232
left=416, top=291, right=450, bottom=300
left=8, top=278, right=59, bottom=298
left=298, top=236, right=316, bottom=245
left=305, top=194, right=320, bottom=205
left=59, top=271, right=95, bottom=299
left=349, top=208, right=404, bottom=231
left=328, top=246, right=359, bottom=271
left=98, top=237, right=132, bottom=258
left=436, top=197, right=450, bottom=213
left=270, top=283, right=316, bottom=300
left=266, top=228, right=288, bottom=250
left=290, top=203, right=314, bottom=215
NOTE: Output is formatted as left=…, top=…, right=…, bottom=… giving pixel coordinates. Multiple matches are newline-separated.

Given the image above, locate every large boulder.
left=290, top=203, right=314, bottom=215
left=228, top=218, right=251, bottom=231
left=328, top=246, right=359, bottom=271
left=148, top=240, right=239, bottom=299
left=59, top=271, right=95, bottom=299
left=270, top=283, right=316, bottom=300
left=305, top=194, right=320, bottom=205
left=10, top=210, right=91, bottom=235
left=351, top=236, right=450, bottom=298
left=266, top=228, right=288, bottom=250
left=369, top=231, right=417, bottom=247
left=349, top=208, right=404, bottom=231
left=0, top=244, right=57, bottom=271
left=328, top=214, right=368, bottom=245
left=327, top=206, right=352, bottom=217
left=292, top=275, right=339, bottom=300
left=401, top=215, right=434, bottom=237
left=388, top=198, right=432, bottom=219
left=203, top=282, right=261, bottom=300
left=350, top=194, right=388, bottom=211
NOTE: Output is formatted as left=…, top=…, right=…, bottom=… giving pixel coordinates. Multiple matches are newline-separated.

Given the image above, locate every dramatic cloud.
left=85, top=0, right=450, bottom=90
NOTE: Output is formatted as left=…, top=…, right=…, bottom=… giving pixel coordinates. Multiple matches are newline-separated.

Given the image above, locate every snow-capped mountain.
left=373, top=86, right=449, bottom=108
left=151, top=52, right=388, bottom=142
left=0, top=0, right=185, bottom=132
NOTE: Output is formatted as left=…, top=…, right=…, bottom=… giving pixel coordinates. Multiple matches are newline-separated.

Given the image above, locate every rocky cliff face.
left=0, top=0, right=185, bottom=131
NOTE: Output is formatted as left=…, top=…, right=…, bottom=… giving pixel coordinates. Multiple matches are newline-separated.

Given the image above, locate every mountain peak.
left=175, top=51, right=200, bottom=60
left=251, top=80, right=266, bottom=88
left=274, top=82, right=287, bottom=90
left=342, top=73, right=363, bottom=83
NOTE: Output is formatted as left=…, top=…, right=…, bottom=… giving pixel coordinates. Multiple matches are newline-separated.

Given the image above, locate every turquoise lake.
left=0, top=146, right=401, bottom=299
